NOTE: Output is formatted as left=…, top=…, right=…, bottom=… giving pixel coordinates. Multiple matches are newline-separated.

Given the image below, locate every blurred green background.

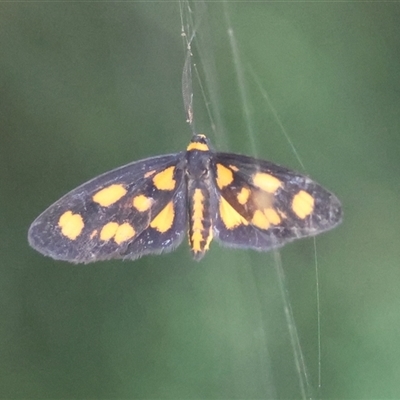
left=2, top=2, right=400, bottom=399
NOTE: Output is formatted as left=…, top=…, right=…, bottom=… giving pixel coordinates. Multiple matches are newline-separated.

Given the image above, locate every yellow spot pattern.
left=133, top=195, right=153, bottom=212
left=237, top=187, right=250, bottom=205
left=252, top=210, right=270, bottom=230
left=264, top=208, right=281, bottom=225
left=58, top=211, right=84, bottom=240
left=251, top=208, right=282, bottom=230
left=292, top=190, right=314, bottom=219
left=252, top=173, right=282, bottom=193
left=219, top=197, right=248, bottom=229
left=100, top=222, right=135, bottom=244
left=100, top=222, right=119, bottom=241
left=152, top=167, right=176, bottom=191
left=150, top=201, right=174, bottom=233
left=216, top=164, right=234, bottom=189
left=92, top=184, right=127, bottom=207
left=114, top=223, right=136, bottom=244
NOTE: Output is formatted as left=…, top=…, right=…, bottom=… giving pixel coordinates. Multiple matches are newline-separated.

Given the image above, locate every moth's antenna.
left=182, top=46, right=194, bottom=130
left=180, top=1, right=196, bottom=133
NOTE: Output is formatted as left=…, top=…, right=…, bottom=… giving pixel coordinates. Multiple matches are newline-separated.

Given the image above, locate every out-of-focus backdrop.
left=1, top=2, right=399, bottom=398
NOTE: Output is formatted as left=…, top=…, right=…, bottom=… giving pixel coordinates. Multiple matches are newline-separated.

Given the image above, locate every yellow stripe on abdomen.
left=189, top=188, right=213, bottom=259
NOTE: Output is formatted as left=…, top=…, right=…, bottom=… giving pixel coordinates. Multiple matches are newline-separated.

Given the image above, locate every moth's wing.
left=28, top=153, right=187, bottom=263
left=212, top=152, right=342, bottom=251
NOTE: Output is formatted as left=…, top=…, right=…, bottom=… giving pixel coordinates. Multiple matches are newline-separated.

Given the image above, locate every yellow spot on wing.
left=292, top=190, right=314, bottom=219
left=114, top=223, right=135, bottom=244
left=186, top=141, right=209, bottom=152
left=252, top=173, right=282, bottom=193
left=150, top=201, right=174, bottom=233
left=58, top=211, right=84, bottom=240
left=229, top=165, right=239, bottom=172
left=252, top=210, right=270, bottom=230
left=153, top=166, right=176, bottom=191
left=93, top=184, right=127, bottom=207
left=216, top=164, right=234, bottom=189
left=100, top=222, right=119, bottom=241
left=219, top=197, right=248, bottom=229
left=133, top=195, right=153, bottom=212
left=100, top=222, right=136, bottom=244
left=237, top=187, right=250, bottom=205
left=264, top=208, right=281, bottom=225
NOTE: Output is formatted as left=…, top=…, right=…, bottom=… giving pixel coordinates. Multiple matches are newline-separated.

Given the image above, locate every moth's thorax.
left=185, top=148, right=212, bottom=180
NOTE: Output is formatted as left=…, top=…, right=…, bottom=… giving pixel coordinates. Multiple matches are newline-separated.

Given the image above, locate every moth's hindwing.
left=212, top=152, right=342, bottom=251
left=28, top=153, right=187, bottom=263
